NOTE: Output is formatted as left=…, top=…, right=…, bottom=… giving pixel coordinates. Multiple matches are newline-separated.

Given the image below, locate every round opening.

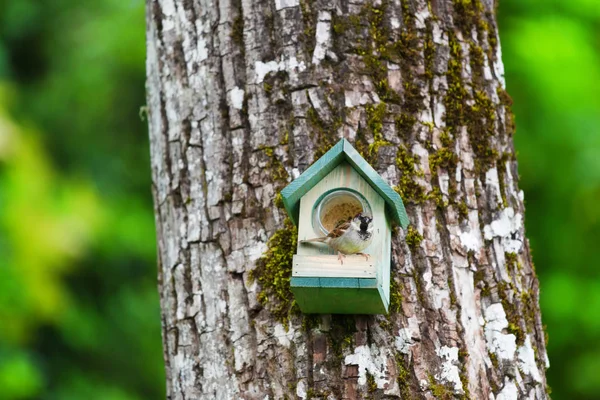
left=313, top=190, right=372, bottom=235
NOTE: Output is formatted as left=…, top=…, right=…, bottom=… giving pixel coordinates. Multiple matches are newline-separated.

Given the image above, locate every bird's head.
left=351, top=213, right=374, bottom=233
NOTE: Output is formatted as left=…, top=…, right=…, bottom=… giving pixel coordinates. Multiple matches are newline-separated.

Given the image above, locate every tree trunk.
left=146, top=0, right=549, bottom=398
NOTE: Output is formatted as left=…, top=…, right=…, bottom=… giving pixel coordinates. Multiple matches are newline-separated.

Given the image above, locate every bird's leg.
left=356, top=252, right=370, bottom=262
left=337, top=252, right=346, bottom=265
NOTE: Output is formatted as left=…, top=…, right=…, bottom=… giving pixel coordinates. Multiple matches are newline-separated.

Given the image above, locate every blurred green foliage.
left=0, top=0, right=163, bottom=399
left=0, top=0, right=598, bottom=399
left=498, top=0, right=600, bottom=398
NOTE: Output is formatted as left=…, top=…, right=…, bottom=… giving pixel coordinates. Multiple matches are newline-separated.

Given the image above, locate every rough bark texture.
left=146, top=0, right=549, bottom=398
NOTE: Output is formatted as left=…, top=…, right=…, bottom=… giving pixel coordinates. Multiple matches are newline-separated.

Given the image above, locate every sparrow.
left=301, top=213, right=374, bottom=264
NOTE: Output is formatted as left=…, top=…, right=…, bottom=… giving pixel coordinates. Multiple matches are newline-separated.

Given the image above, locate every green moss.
left=405, top=225, right=423, bottom=250
left=429, top=147, right=458, bottom=176
left=395, top=146, right=426, bottom=204
left=469, top=41, right=485, bottom=85
left=428, top=374, right=454, bottom=400
left=306, top=388, right=331, bottom=399
left=389, top=278, right=404, bottom=314
left=447, top=1, right=506, bottom=175
left=520, top=290, right=539, bottom=337
left=299, top=0, right=316, bottom=56
left=489, top=352, right=499, bottom=369
left=274, top=192, right=284, bottom=209
left=458, top=349, right=471, bottom=400
left=401, top=76, right=423, bottom=117
left=366, top=103, right=392, bottom=156
left=496, top=154, right=509, bottom=208
left=359, top=0, right=402, bottom=103
left=497, top=86, right=516, bottom=136
left=424, top=21, right=435, bottom=82
left=444, top=32, right=468, bottom=132
left=466, top=89, right=498, bottom=172
left=328, top=315, right=356, bottom=361
left=302, top=314, right=319, bottom=331
left=264, top=10, right=274, bottom=37
left=507, top=322, right=525, bottom=345
left=505, top=252, right=517, bottom=268
left=259, top=146, right=289, bottom=185
left=263, top=82, right=273, bottom=94
left=366, top=372, right=377, bottom=393
left=395, top=113, right=417, bottom=140
left=413, top=269, right=427, bottom=305
left=428, top=186, right=446, bottom=208
left=448, top=278, right=457, bottom=306
left=249, top=218, right=298, bottom=328
left=231, top=15, right=244, bottom=48
left=395, top=353, right=412, bottom=399
left=457, top=201, right=468, bottom=220
left=451, top=0, right=484, bottom=33
left=332, top=14, right=348, bottom=36
left=484, top=12, right=499, bottom=60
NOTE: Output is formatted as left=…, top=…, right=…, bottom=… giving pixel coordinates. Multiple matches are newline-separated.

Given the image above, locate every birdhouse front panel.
left=290, top=162, right=391, bottom=314
left=281, top=138, right=408, bottom=315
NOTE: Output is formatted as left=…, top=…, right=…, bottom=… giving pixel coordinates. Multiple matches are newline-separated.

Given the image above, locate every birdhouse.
left=281, top=138, right=409, bottom=314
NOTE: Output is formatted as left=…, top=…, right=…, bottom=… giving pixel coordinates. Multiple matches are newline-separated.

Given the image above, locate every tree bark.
left=146, top=0, right=549, bottom=398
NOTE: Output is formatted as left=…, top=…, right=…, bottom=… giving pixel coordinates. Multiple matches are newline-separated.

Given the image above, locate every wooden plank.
left=290, top=286, right=387, bottom=314
left=291, top=286, right=320, bottom=312
left=358, top=278, right=378, bottom=288
left=292, top=255, right=376, bottom=278
left=381, top=217, right=391, bottom=305
left=378, top=286, right=390, bottom=313
left=319, top=278, right=359, bottom=288
left=290, top=277, right=320, bottom=288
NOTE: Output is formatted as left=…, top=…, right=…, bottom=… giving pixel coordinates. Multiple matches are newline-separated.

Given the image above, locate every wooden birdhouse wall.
left=291, top=162, right=392, bottom=313
left=282, top=138, right=408, bottom=315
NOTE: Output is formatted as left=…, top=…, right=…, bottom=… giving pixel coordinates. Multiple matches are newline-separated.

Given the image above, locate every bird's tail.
left=300, top=237, right=327, bottom=243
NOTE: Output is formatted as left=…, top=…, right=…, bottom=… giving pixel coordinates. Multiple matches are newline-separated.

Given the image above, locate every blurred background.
left=0, top=0, right=597, bottom=399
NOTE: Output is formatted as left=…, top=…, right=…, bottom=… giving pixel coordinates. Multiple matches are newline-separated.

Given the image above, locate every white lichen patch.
left=344, top=345, right=390, bottom=388
left=312, top=11, right=332, bottom=65
left=483, top=207, right=523, bottom=253
left=484, top=303, right=517, bottom=361
left=517, top=335, right=542, bottom=383
left=395, top=328, right=415, bottom=354
left=435, top=346, right=463, bottom=393
left=496, top=377, right=518, bottom=400
left=485, top=167, right=502, bottom=205
left=432, top=288, right=451, bottom=310
left=414, top=7, right=430, bottom=30
left=275, top=0, right=299, bottom=10
left=273, top=323, right=295, bottom=348
left=459, top=225, right=483, bottom=252
left=344, top=90, right=374, bottom=107
left=296, top=380, right=307, bottom=399
left=494, top=39, right=506, bottom=88
left=452, top=263, right=487, bottom=396
left=255, top=56, right=306, bottom=83
left=229, top=86, right=245, bottom=110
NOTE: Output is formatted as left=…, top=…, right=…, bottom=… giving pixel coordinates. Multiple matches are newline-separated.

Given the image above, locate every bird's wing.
left=327, top=220, right=351, bottom=239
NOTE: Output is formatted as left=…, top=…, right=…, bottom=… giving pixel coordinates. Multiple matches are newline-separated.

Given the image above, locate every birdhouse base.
left=290, top=255, right=389, bottom=314
left=290, top=277, right=388, bottom=314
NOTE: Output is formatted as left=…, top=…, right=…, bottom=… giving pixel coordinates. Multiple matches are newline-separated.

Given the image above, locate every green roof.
left=280, top=138, right=409, bottom=229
